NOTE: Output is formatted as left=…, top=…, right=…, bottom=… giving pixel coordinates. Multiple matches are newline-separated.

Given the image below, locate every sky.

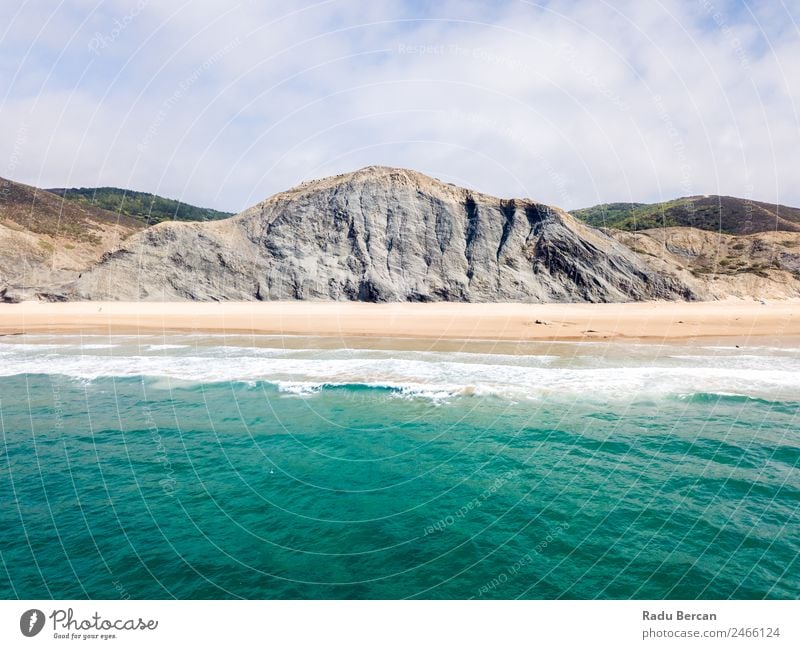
left=1, top=0, right=798, bottom=213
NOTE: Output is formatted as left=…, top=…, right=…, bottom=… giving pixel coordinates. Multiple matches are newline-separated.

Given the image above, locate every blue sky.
left=1, top=0, right=798, bottom=212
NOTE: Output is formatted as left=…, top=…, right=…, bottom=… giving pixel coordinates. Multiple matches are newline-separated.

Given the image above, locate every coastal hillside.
left=3, top=167, right=800, bottom=303
left=610, top=227, right=800, bottom=300
left=572, top=195, right=800, bottom=235
left=47, top=186, right=234, bottom=225
left=0, top=176, right=143, bottom=301
left=73, top=166, right=695, bottom=302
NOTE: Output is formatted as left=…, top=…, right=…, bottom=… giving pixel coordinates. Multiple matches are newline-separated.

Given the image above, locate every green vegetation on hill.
left=572, top=195, right=800, bottom=235
left=1, top=176, right=143, bottom=244
left=47, top=187, right=234, bottom=225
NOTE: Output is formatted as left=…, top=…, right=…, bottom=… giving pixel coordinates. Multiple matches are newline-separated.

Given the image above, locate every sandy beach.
left=0, top=299, right=798, bottom=342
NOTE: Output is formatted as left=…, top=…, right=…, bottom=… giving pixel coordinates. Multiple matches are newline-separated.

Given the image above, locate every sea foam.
left=1, top=336, right=799, bottom=401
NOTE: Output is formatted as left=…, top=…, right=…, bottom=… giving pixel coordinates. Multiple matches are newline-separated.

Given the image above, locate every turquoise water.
left=0, top=335, right=798, bottom=599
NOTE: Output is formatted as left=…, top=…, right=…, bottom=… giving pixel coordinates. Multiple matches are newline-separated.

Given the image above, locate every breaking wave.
left=1, top=335, right=799, bottom=402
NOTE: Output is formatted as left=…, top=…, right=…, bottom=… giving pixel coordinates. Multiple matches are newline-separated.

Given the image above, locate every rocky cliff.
left=610, top=227, right=800, bottom=300
left=73, top=166, right=696, bottom=302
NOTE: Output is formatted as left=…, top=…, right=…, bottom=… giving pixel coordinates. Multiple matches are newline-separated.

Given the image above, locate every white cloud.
left=0, top=0, right=797, bottom=212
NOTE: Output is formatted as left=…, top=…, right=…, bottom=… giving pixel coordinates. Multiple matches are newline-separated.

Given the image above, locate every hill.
left=0, top=176, right=143, bottom=301
left=610, top=227, right=800, bottom=300
left=572, top=195, right=800, bottom=235
left=73, top=166, right=693, bottom=302
left=47, top=186, right=234, bottom=225
left=3, top=169, right=799, bottom=303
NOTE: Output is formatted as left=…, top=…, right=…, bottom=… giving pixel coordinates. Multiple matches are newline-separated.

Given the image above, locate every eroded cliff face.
left=74, top=166, right=695, bottom=302
left=610, top=227, right=800, bottom=300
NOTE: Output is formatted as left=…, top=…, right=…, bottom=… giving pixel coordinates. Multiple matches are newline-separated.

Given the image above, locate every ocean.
left=0, top=334, right=797, bottom=599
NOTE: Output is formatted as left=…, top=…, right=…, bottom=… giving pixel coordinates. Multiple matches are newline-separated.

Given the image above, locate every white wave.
left=0, top=340, right=799, bottom=401
left=273, top=381, right=324, bottom=396
left=0, top=343, right=71, bottom=351
left=702, top=345, right=800, bottom=354
left=144, top=344, right=190, bottom=351
left=667, top=355, right=800, bottom=371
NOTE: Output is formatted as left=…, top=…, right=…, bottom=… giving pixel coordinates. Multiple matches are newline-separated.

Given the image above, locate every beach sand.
left=0, top=299, right=798, bottom=342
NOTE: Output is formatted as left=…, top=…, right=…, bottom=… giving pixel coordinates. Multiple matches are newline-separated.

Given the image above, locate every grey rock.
left=75, top=166, right=696, bottom=302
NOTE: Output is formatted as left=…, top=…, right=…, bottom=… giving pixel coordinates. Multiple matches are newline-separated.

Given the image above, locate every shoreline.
left=0, top=300, right=798, bottom=343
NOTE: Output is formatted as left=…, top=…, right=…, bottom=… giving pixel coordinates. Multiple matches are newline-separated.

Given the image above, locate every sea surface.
left=0, top=334, right=798, bottom=599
